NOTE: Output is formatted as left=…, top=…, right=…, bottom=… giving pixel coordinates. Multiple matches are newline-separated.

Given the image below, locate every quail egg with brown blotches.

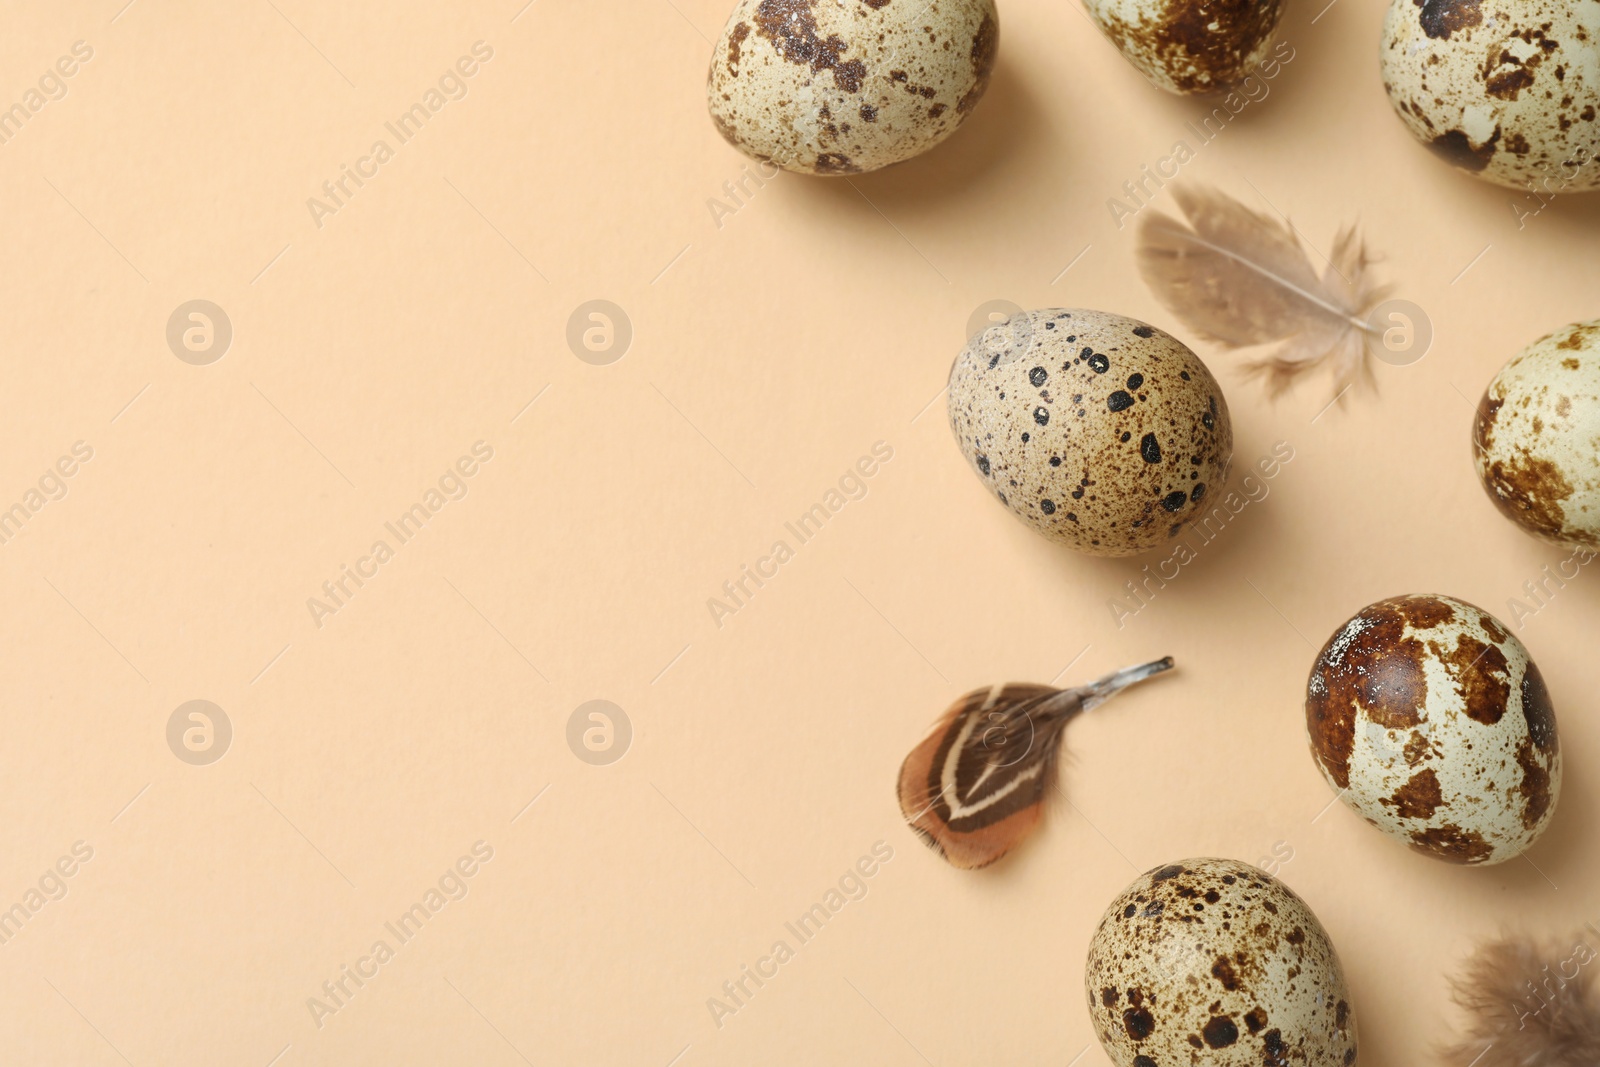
left=947, top=308, right=1233, bottom=557
left=1085, top=858, right=1359, bottom=1067
left=707, top=0, right=998, bottom=175
left=1474, top=319, right=1600, bottom=547
left=1082, top=0, right=1289, bottom=94
left=1381, top=0, right=1600, bottom=191
left=1305, top=594, right=1560, bottom=865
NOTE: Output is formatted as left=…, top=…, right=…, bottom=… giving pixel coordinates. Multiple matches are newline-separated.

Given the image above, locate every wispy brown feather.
left=897, top=657, right=1173, bottom=869
left=1441, top=931, right=1600, bottom=1067
left=1136, top=185, right=1390, bottom=402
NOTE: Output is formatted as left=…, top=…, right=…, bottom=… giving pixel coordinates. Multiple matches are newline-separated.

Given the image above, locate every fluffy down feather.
left=1441, top=931, right=1600, bottom=1067
left=1136, top=185, right=1391, bottom=403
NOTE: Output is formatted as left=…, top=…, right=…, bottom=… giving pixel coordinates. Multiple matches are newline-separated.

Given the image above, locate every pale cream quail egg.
left=1085, top=858, right=1359, bottom=1067
left=707, top=0, right=998, bottom=175
left=1306, top=594, right=1560, bottom=865
left=946, top=308, right=1233, bottom=557
left=1381, top=0, right=1600, bottom=191
left=1474, top=319, right=1600, bottom=547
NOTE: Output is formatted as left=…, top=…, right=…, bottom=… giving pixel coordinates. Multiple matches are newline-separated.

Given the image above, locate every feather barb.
left=1136, top=185, right=1391, bottom=402
left=897, top=657, right=1174, bottom=869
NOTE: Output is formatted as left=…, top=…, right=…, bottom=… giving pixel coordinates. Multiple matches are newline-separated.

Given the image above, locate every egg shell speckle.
left=1305, top=594, right=1560, bottom=865
left=1085, top=858, right=1358, bottom=1067
left=706, top=0, right=998, bottom=176
left=946, top=308, right=1233, bottom=557
left=1380, top=0, right=1600, bottom=191
left=1473, top=320, right=1600, bottom=547
left=1083, top=0, right=1286, bottom=95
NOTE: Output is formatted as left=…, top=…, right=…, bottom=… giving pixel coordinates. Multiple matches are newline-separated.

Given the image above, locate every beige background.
left=1, top=0, right=1597, bottom=1063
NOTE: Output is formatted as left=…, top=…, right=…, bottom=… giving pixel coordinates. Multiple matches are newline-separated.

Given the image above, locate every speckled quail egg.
left=1306, top=594, right=1560, bottom=865
left=946, top=308, right=1233, bottom=557
left=707, top=0, right=998, bottom=175
left=1085, top=858, right=1358, bottom=1067
left=1380, top=0, right=1600, bottom=191
left=1474, top=320, right=1600, bottom=547
left=1081, top=0, right=1288, bottom=94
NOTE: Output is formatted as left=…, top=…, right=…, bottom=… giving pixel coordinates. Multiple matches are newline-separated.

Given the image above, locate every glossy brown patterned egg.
left=1380, top=0, right=1600, bottom=191
left=1085, top=858, right=1359, bottom=1067
left=946, top=308, right=1233, bottom=557
left=707, top=0, right=998, bottom=175
left=1082, top=0, right=1288, bottom=95
left=1473, top=320, right=1600, bottom=548
left=1305, top=594, right=1560, bottom=865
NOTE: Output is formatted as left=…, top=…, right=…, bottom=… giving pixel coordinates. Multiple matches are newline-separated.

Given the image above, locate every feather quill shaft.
left=1140, top=219, right=1370, bottom=333
left=898, top=657, right=1174, bottom=869
left=1136, top=185, right=1391, bottom=401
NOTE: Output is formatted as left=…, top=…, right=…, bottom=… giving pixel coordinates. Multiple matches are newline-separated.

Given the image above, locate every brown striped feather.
left=897, top=659, right=1175, bottom=869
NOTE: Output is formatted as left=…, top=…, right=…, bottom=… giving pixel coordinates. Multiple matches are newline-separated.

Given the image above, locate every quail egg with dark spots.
left=707, top=0, right=998, bottom=175
left=1380, top=0, right=1600, bottom=191
left=1082, top=0, right=1288, bottom=94
left=946, top=308, right=1233, bottom=557
left=1305, top=594, right=1560, bottom=865
left=1085, top=858, right=1359, bottom=1067
left=1474, top=319, right=1600, bottom=547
